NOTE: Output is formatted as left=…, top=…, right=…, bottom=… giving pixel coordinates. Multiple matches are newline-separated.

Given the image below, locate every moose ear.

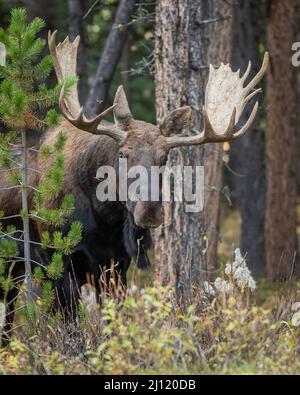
left=113, top=85, right=133, bottom=130
left=160, top=106, right=193, bottom=137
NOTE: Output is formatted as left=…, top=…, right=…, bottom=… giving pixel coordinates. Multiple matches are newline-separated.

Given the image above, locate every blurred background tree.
left=228, top=0, right=267, bottom=278
left=265, top=0, right=298, bottom=281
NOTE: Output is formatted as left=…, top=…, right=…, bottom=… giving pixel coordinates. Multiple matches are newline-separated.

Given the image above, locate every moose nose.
left=133, top=201, right=163, bottom=229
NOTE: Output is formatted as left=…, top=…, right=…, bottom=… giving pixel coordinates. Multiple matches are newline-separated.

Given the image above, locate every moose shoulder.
left=0, top=31, right=268, bottom=343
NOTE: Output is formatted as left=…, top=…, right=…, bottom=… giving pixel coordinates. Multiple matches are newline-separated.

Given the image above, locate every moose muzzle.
left=133, top=201, right=163, bottom=229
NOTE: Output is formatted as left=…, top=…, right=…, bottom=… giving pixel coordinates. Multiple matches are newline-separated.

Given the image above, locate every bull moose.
left=0, top=31, right=269, bottom=343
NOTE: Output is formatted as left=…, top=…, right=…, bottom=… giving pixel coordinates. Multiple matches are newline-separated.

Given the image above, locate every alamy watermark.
left=292, top=42, right=300, bottom=67
left=96, top=158, right=204, bottom=213
left=0, top=42, right=6, bottom=66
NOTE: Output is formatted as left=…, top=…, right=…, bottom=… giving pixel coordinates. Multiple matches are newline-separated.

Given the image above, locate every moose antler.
left=166, top=52, right=269, bottom=149
left=48, top=31, right=126, bottom=141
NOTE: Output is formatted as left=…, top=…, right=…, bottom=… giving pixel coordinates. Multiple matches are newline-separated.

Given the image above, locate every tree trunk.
left=155, top=0, right=232, bottom=308
left=265, top=0, right=298, bottom=281
left=85, top=0, right=137, bottom=115
left=230, top=0, right=266, bottom=277
left=68, top=0, right=89, bottom=104
left=21, top=129, right=33, bottom=305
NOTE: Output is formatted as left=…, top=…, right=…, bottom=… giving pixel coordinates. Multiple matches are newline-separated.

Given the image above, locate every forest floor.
left=1, top=209, right=300, bottom=375
left=1, top=277, right=299, bottom=375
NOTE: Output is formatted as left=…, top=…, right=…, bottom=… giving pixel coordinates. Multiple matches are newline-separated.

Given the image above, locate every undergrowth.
left=1, top=250, right=300, bottom=375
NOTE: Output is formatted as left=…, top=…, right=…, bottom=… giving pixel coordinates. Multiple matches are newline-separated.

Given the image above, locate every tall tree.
left=155, top=0, right=233, bottom=307
left=229, top=0, right=266, bottom=277
left=265, top=0, right=298, bottom=280
left=85, top=0, right=137, bottom=115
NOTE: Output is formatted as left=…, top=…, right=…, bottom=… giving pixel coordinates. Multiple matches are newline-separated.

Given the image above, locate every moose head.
left=49, top=31, right=269, bottom=229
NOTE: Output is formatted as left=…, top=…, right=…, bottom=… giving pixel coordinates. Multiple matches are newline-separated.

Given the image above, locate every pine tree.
left=0, top=8, right=81, bottom=320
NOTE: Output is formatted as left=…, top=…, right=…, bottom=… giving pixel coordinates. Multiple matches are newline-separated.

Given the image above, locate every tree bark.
left=68, top=0, right=89, bottom=104
left=155, top=0, right=232, bottom=308
left=85, top=0, right=137, bottom=115
left=265, top=0, right=298, bottom=281
left=230, top=0, right=266, bottom=277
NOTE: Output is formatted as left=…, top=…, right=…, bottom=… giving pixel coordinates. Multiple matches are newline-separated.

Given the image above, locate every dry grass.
left=1, top=268, right=300, bottom=375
